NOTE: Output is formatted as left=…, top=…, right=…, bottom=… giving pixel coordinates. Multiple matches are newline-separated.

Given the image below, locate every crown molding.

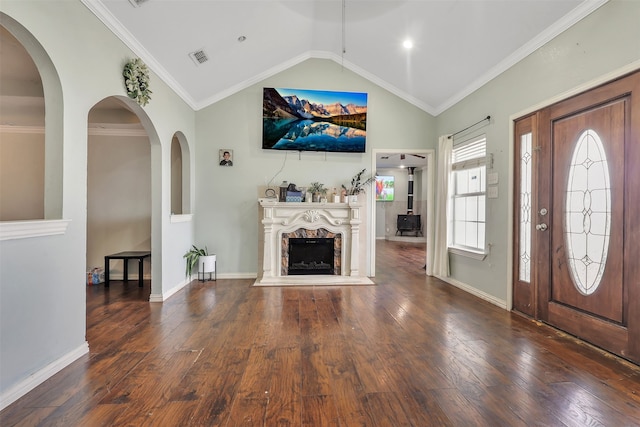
left=193, top=51, right=315, bottom=110
left=0, top=125, right=44, bottom=134
left=81, top=0, right=608, bottom=117
left=194, top=50, right=438, bottom=115
left=435, top=0, right=609, bottom=115
left=80, top=0, right=198, bottom=109
left=88, top=123, right=147, bottom=137
left=0, top=124, right=147, bottom=137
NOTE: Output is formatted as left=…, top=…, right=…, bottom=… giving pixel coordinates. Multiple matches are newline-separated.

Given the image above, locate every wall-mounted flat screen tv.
left=375, top=175, right=395, bottom=201
left=262, top=87, right=367, bottom=153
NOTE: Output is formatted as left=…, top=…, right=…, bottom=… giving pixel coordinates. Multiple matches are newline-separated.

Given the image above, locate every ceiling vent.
left=128, top=0, right=150, bottom=7
left=189, top=49, right=209, bottom=66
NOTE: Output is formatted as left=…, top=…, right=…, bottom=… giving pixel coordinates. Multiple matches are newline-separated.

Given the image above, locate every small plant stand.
left=198, top=254, right=217, bottom=282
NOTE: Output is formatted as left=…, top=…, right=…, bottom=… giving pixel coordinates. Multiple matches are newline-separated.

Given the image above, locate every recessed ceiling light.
left=238, top=35, right=247, bottom=42
left=403, top=39, right=413, bottom=49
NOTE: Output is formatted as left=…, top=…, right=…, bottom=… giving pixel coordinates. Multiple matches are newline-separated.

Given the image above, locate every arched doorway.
left=86, top=95, right=163, bottom=300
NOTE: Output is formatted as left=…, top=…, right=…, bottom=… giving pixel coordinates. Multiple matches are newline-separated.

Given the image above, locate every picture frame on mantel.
left=219, top=149, right=233, bottom=166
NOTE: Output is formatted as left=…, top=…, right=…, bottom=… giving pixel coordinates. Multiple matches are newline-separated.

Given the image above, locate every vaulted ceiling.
left=1, top=1, right=607, bottom=170
left=81, top=0, right=604, bottom=115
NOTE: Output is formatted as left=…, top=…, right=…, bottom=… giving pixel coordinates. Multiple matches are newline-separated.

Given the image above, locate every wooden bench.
left=104, top=251, right=151, bottom=287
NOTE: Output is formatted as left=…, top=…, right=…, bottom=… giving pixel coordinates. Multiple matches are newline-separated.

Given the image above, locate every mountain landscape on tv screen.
left=262, top=88, right=367, bottom=152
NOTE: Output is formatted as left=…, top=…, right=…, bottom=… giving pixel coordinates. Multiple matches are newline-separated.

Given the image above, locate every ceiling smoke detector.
left=189, top=49, right=209, bottom=66
left=128, top=0, right=150, bottom=7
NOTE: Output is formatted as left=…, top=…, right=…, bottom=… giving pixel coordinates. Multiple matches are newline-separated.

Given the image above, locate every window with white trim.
left=449, top=136, right=487, bottom=254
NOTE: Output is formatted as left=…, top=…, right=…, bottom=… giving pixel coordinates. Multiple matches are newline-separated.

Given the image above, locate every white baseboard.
left=189, top=272, right=257, bottom=280
left=105, top=273, right=152, bottom=281
left=385, top=235, right=426, bottom=243
left=149, top=277, right=190, bottom=302
left=437, top=275, right=507, bottom=310
left=0, top=342, right=89, bottom=411
left=148, top=273, right=258, bottom=302
left=215, top=273, right=257, bottom=280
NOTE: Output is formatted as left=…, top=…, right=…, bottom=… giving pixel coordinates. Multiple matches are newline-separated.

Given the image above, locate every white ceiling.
left=82, top=0, right=605, bottom=115
left=1, top=0, right=606, bottom=170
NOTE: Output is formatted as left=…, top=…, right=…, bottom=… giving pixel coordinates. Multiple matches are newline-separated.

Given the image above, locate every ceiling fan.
left=379, top=153, right=426, bottom=160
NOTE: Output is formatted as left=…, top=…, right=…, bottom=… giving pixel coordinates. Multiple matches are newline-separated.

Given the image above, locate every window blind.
left=452, top=137, right=486, bottom=170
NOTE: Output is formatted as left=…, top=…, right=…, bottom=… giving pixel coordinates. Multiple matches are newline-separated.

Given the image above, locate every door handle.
left=536, top=223, right=548, bottom=231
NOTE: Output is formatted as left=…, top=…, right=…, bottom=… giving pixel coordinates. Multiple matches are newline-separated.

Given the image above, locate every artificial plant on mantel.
left=343, top=168, right=375, bottom=196
left=308, top=182, right=327, bottom=199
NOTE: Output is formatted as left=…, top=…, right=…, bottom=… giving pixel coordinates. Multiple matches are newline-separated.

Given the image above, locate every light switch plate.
left=488, top=172, right=499, bottom=185
left=488, top=186, right=498, bottom=199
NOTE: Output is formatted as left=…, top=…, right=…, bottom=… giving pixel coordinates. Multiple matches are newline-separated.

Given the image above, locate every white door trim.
left=369, top=148, right=435, bottom=277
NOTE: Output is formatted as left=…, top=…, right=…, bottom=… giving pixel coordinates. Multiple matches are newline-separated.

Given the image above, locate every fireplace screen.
left=288, top=238, right=335, bottom=275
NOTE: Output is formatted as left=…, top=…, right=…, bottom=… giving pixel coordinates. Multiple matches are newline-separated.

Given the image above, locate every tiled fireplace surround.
left=255, top=200, right=374, bottom=286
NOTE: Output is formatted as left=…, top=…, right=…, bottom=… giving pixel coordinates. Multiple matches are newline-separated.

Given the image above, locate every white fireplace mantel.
left=255, top=199, right=374, bottom=286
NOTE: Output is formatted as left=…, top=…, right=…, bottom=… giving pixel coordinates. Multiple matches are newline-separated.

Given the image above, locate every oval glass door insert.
left=565, top=129, right=611, bottom=295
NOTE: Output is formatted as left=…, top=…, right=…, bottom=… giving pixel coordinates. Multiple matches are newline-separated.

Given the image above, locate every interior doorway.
left=370, top=149, right=434, bottom=277
left=86, top=97, right=152, bottom=295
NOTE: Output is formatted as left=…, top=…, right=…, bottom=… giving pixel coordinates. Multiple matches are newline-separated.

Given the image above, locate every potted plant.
left=308, top=181, right=327, bottom=202
left=183, top=245, right=215, bottom=278
left=342, top=169, right=375, bottom=202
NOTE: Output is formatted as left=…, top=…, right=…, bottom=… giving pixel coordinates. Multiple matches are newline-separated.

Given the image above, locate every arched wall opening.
left=0, top=12, right=63, bottom=221
left=171, top=131, right=191, bottom=216
left=86, top=95, right=163, bottom=299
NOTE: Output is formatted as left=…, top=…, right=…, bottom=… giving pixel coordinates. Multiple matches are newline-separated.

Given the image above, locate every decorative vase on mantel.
left=340, top=188, right=347, bottom=203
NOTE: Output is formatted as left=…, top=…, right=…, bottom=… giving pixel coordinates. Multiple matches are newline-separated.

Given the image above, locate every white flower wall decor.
left=123, top=58, right=152, bottom=106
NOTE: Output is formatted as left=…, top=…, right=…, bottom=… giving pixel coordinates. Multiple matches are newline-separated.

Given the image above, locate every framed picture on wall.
left=219, top=149, right=233, bottom=166
left=375, top=175, right=395, bottom=201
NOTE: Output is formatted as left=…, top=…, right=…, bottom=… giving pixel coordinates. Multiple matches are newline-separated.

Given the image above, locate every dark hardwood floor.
left=2, top=240, right=640, bottom=426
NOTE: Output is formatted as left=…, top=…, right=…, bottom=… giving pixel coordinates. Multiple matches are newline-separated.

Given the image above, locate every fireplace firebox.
left=288, top=238, right=335, bottom=275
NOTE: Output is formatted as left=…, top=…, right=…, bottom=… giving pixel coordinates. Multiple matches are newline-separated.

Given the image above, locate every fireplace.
left=288, top=238, right=334, bottom=275
left=256, top=199, right=374, bottom=286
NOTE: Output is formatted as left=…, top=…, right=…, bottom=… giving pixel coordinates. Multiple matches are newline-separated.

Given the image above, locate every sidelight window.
left=519, top=132, right=532, bottom=282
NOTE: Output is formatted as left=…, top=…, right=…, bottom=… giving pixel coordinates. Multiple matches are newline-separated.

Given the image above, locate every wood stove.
left=397, top=214, right=422, bottom=236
